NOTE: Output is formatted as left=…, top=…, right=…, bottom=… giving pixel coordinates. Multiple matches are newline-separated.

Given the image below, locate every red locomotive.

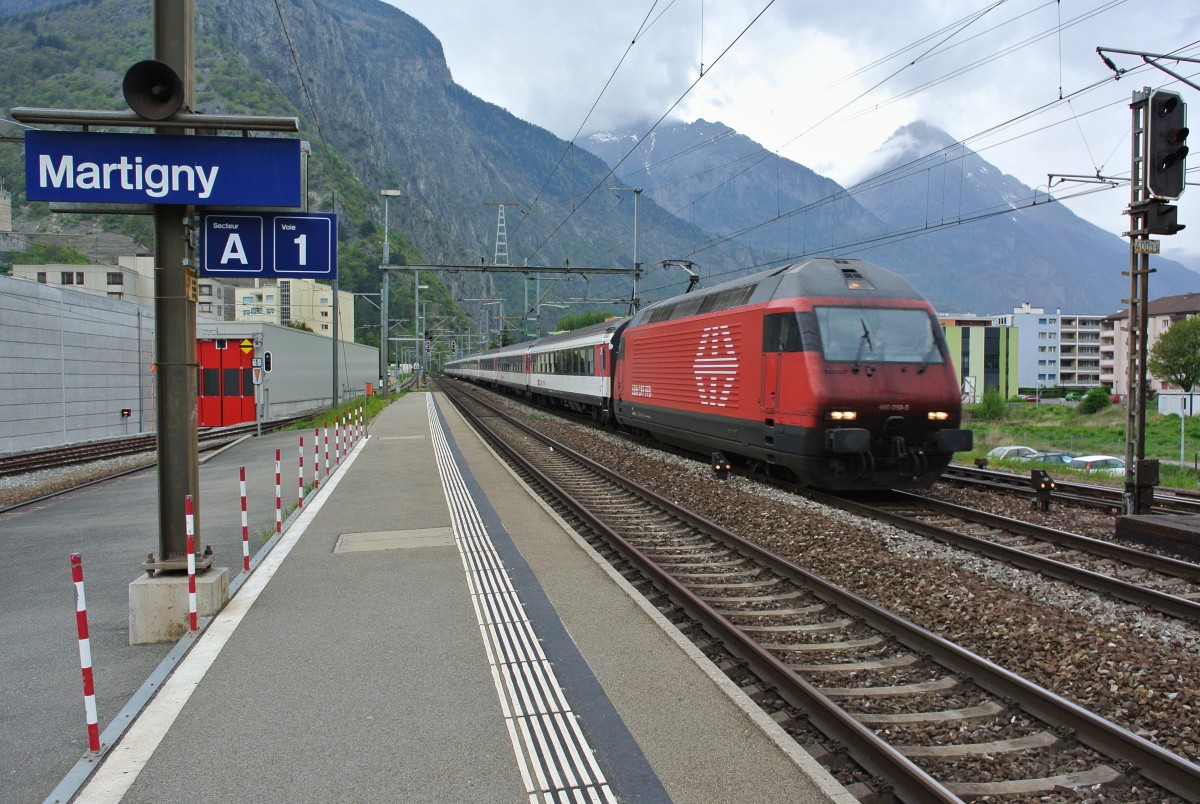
left=446, top=257, right=972, bottom=490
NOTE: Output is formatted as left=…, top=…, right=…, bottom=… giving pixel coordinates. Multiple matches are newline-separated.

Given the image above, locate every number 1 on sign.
left=293, top=234, right=307, bottom=266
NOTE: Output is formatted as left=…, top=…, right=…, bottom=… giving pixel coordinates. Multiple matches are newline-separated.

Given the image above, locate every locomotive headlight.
left=927, top=411, right=950, bottom=421
left=827, top=410, right=858, bottom=421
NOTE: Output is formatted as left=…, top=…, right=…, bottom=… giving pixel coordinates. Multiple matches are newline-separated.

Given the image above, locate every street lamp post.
left=380, top=189, right=402, bottom=391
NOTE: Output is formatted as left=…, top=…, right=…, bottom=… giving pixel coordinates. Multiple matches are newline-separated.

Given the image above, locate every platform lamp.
left=380, top=189, right=402, bottom=390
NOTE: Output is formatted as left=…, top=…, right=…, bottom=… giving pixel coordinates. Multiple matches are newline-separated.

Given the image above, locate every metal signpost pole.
left=153, top=0, right=200, bottom=567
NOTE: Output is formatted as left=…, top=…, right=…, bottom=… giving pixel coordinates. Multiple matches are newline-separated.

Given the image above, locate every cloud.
left=388, top=0, right=1200, bottom=259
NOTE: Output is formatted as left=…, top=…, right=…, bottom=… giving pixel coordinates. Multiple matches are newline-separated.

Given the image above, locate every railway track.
left=815, top=490, right=1200, bottom=623
left=942, top=464, right=1200, bottom=516
left=440, top=381, right=1200, bottom=802
left=0, top=416, right=312, bottom=479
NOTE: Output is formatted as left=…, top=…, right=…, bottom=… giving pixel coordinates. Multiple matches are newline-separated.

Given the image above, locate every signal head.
left=1147, top=89, right=1188, bottom=200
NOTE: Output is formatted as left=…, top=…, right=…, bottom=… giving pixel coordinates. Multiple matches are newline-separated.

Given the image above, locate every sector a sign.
left=24, top=130, right=301, bottom=207
left=200, top=212, right=338, bottom=279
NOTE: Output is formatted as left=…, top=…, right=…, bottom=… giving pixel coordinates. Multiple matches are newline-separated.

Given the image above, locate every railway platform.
left=69, top=391, right=851, bottom=803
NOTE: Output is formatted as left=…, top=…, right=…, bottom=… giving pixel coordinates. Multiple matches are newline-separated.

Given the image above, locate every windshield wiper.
left=918, top=340, right=938, bottom=373
left=853, top=318, right=873, bottom=369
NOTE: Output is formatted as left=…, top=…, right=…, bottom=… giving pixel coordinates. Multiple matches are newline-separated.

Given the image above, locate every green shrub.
left=1079, top=388, right=1112, bottom=414
left=977, top=386, right=1006, bottom=420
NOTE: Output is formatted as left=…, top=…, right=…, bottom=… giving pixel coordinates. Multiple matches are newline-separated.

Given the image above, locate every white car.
left=1067, top=455, right=1126, bottom=476
left=985, top=445, right=1038, bottom=460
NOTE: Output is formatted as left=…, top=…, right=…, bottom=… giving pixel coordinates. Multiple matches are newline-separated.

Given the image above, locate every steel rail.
left=442, top=382, right=1200, bottom=801
left=813, top=490, right=1200, bottom=622
left=897, top=490, right=1200, bottom=582
left=443, top=383, right=959, bottom=801
left=943, top=465, right=1200, bottom=515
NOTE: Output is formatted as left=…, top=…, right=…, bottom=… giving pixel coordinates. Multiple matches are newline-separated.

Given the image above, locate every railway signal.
left=1030, top=469, right=1055, bottom=512
left=1147, top=89, right=1188, bottom=200
left=711, top=451, right=731, bottom=479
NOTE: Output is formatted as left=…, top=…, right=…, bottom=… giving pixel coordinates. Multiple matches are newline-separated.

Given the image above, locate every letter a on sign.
left=221, top=234, right=249, bottom=264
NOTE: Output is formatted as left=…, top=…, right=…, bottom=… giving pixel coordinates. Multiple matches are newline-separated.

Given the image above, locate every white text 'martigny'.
left=38, top=153, right=220, bottom=199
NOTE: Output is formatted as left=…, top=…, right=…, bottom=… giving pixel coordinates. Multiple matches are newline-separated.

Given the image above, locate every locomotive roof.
left=631, top=257, right=927, bottom=327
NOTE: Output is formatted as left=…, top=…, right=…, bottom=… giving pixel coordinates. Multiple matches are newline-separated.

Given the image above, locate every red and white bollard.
left=185, top=495, right=197, bottom=632
left=323, top=422, right=330, bottom=480
left=312, top=427, right=320, bottom=490
left=334, top=418, right=341, bottom=467
left=274, top=449, right=282, bottom=534
left=239, top=466, right=250, bottom=572
left=298, top=436, right=305, bottom=509
left=70, top=553, right=101, bottom=752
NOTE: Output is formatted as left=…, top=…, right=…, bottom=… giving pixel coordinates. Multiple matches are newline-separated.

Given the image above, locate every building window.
left=61, top=272, right=75, bottom=285
left=107, top=272, right=124, bottom=285
left=37, top=272, right=46, bottom=283
left=242, top=296, right=254, bottom=304
left=320, top=310, right=329, bottom=318
left=199, top=302, right=212, bottom=313
left=321, top=324, right=329, bottom=331
left=320, top=297, right=330, bottom=305
left=199, top=285, right=212, bottom=297
left=265, top=294, right=274, bottom=302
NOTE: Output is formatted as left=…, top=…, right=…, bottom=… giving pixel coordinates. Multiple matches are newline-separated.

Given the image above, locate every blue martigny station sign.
left=25, top=130, right=301, bottom=206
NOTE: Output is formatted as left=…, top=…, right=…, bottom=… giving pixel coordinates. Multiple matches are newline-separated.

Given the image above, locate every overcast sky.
left=386, top=0, right=1200, bottom=266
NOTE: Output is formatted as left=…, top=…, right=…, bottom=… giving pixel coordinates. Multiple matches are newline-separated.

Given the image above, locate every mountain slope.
left=0, top=0, right=759, bottom=327
left=585, top=119, right=1198, bottom=313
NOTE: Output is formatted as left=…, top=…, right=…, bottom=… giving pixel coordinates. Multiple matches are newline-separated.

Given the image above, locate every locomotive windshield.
left=816, top=306, right=944, bottom=365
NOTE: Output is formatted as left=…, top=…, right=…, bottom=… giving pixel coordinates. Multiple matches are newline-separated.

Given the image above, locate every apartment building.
left=13, top=256, right=353, bottom=340
left=1103, top=292, right=1200, bottom=397
left=990, top=303, right=1112, bottom=392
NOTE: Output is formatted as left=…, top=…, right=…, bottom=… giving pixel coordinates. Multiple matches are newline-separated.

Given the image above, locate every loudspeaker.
left=122, top=60, right=184, bottom=121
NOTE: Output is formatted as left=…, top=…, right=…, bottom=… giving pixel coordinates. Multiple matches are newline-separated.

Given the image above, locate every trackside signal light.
left=1148, top=89, right=1188, bottom=200
left=711, top=452, right=731, bottom=479
left=1030, top=469, right=1055, bottom=512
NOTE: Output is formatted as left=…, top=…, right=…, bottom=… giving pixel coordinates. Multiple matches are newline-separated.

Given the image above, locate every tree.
left=1148, top=316, right=1200, bottom=394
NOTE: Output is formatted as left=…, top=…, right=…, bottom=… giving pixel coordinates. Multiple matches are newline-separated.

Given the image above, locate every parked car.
left=1067, top=455, right=1126, bottom=476
left=1064, top=391, right=1086, bottom=402
left=1018, top=451, right=1074, bottom=466
left=986, top=445, right=1039, bottom=460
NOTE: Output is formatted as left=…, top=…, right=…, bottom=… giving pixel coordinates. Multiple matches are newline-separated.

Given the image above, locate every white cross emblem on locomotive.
left=694, top=324, right=738, bottom=407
